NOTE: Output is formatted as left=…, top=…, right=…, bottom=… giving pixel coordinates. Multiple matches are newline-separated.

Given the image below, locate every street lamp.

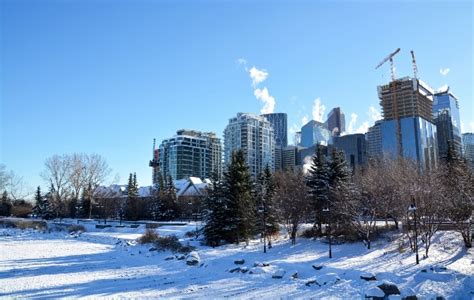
left=322, top=207, right=332, bottom=259
left=408, top=199, right=419, bottom=265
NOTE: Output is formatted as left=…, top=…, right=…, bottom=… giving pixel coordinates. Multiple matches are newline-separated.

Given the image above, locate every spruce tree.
left=0, top=191, right=11, bottom=217
left=306, top=145, right=330, bottom=235
left=33, top=186, right=43, bottom=218
left=42, top=184, right=56, bottom=220
left=159, top=175, right=179, bottom=221
left=126, top=173, right=140, bottom=221
left=203, top=171, right=228, bottom=246
left=328, top=149, right=352, bottom=232
left=223, top=150, right=255, bottom=244
left=256, top=165, right=279, bottom=241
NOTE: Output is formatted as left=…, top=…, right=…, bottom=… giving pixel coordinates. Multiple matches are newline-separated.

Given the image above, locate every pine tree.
left=0, top=191, right=11, bottom=217
left=126, top=173, right=140, bottom=221
left=33, top=186, right=43, bottom=218
left=328, top=149, right=352, bottom=233
left=78, top=183, right=92, bottom=219
left=41, top=184, right=56, bottom=220
left=306, top=145, right=330, bottom=235
left=203, top=171, right=228, bottom=246
left=159, top=175, right=179, bottom=221
left=256, top=165, right=279, bottom=241
left=223, top=150, right=255, bottom=244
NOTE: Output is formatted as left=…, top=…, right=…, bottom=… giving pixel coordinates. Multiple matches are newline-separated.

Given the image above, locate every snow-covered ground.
left=0, top=221, right=473, bottom=299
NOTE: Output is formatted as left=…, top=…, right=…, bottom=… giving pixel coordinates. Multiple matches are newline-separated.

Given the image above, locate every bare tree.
left=274, top=169, right=310, bottom=245
left=42, top=154, right=72, bottom=209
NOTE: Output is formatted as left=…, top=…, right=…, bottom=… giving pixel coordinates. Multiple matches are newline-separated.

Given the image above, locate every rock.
left=234, top=259, right=245, bottom=265
left=431, top=265, right=448, bottom=272
left=253, top=261, right=270, bottom=267
left=149, top=247, right=158, bottom=252
left=229, top=267, right=242, bottom=273
left=312, top=265, right=323, bottom=270
left=403, top=296, right=417, bottom=300
left=240, top=267, right=249, bottom=273
left=377, top=282, right=401, bottom=297
left=165, top=256, right=174, bottom=260
left=305, top=279, right=318, bottom=287
left=272, top=270, right=286, bottom=279
left=290, top=271, right=298, bottom=279
left=176, top=255, right=186, bottom=260
left=316, top=273, right=340, bottom=285
left=360, top=272, right=377, bottom=281
left=364, top=286, right=385, bottom=299
left=186, top=251, right=200, bottom=266
left=388, top=295, right=402, bottom=300
left=400, top=287, right=417, bottom=300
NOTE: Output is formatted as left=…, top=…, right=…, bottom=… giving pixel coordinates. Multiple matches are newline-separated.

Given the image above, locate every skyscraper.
left=300, top=120, right=332, bottom=148
left=158, top=129, right=222, bottom=182
left=333, top=133, right=367, bottom=169
left=463, top=133, right=474, bottom=169
left=261, top=113, right=288, bottom=147
left=325, top=107, right=345, bottom=136
left=378, top=77, right=438, bottom=170
left=366, top=121, right=382, bottom=159
left=224, top=113, right=275, bottom=177
left=433, top=89, right=462, bottom=159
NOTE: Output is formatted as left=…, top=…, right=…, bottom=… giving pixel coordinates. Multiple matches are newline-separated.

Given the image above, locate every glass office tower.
left=433, top=89, right=462, bottom=159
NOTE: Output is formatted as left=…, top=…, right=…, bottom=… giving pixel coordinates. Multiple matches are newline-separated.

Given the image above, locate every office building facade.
left=433, top=89, right=462, bottom=159
left=463, top=133, right=474, bottom=169
left=366, top=121, right=383, bottom=159
left=261, top=113, right=288, bottom=148
left=300, top=120, right=332, bottom=148
left=325, top=107, right=345, bottom=136
left=333, top=133, right=367, bottom=169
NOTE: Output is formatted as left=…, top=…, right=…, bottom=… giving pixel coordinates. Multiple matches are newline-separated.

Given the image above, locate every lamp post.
left=323, top=207, right=332, bottom=259
left=408, top=199, right=419, bottom=265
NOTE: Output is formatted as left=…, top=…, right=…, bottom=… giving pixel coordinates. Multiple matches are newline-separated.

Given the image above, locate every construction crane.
left=410, top=50, right=418, bottom=79
left=375, top=48, right=401, bottom=81
left=375, top=48, right=402, bottom=157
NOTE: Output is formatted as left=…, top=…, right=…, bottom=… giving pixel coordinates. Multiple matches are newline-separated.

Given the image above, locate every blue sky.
left=1, top=0, right=473, bottom=192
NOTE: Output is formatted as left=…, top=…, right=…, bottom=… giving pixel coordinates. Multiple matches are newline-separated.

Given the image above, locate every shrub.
left=300, top=227, right=319, bottom=239
left=67, top=224, right=86, bottom=233
left=151, top=235, right=195, bottom=253
left=138, top=229, right=160, bottom=244
left=10, top=205, right=32, bottom=218
left=184, top=230, right=196, bottom=238
left=9, top=220, right=47, bottom=230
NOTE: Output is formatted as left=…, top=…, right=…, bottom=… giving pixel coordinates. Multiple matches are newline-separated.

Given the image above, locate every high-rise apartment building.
left=463, top=133, right=474, bottom=169
left=224, top=113, right=275, bottom=177
left=378, top=77, right=438, bottom=170
left=300, top=120, right=332, bottom=148
left=158, top=129, right=222, bottom=182
left=433, top=89, right=462, bottom=159
left=325, top=107, right=345, bottom=136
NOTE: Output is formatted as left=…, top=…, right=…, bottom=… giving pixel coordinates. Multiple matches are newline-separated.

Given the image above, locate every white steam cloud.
left=312, top=98, right=326, bottom=122
left=347, top=113, right=358, bottom=134
left=440, top=68, right=450, bottom=76
left=254, top=87, right=276, bottom=114
left=249, top=67, right=269, bottom=88
left=368, top=106, right=382, bottom=122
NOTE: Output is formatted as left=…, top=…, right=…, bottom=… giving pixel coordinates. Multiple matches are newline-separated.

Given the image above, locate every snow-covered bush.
left=67, top=224, right=86, bottom=233
left=138, top=229, right=159, bottom=244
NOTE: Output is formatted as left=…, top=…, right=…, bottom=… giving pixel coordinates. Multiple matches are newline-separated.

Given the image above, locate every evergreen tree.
left=0, top=191, right=11, bottom=217
left=256, top=165, right=279, bottom=240
left=223, top=150, right=255, bottom=244
left=159, top=175, right=179, bottom=221
left=328, top=149, right=352, bottom=232
left=78, top=183, right=92, bottom=218
left=41, top=184, right=56, bottom=220
left=306, top=145, right=330, bottom=235
left=33, top=186, right=43, bottom=217
left=203, top=171, right=228, bottom=246
left=126, top=173, right=140, bottom=221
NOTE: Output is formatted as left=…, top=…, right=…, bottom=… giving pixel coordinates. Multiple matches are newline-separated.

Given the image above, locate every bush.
left=146, top=223, right=159, bottom=229
left=67, top=224, right=86, bottom=233
left=138, top=229, right=160, bottom=244
left=152, top=235, right=196, bottom=254
left=184, top=230, right=196, bottom=238
left=300, top=227, right=319, bottom=239
left=5, top=219, right=47, bottom=230
left=10, top=205, right=32, bottom=218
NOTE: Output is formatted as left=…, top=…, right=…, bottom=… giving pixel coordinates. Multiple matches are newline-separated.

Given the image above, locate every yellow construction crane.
left=375, top=48, right=402, bottom=157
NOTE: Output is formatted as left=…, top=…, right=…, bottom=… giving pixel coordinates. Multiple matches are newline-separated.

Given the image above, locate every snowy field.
left=0, top=221, right=473, bottom=299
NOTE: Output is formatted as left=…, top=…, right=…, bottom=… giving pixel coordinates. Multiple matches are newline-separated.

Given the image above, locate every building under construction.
left=377, top=77, right=438, bottom=170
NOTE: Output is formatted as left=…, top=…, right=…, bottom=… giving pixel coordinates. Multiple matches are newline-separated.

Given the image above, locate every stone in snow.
left=312, top=264, right=323, bottom=270
left=290, top=271, right=298, bottom=279
left=360, top=272, right=377, bottom=281
left=234, top=259, right=245, bottom=265
left=365, top=286, right=385, bottom=299
left=186, top=251, right=200, bottom=266
left=165, top=256, right=174, bottom=260
left=249, top=267, right=265, bottom=275
left=253, top=261, right=270, bottom=267
left=272, top=270, right=286, bottom=279
left=305, top=279, right=318, bottom=287
left=377, top=281, right=400, bottom=296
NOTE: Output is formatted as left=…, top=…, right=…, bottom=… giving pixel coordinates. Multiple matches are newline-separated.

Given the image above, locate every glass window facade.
left=433, top=91, right=462, bottom=159
left=300, top=120, right=332, bottom=148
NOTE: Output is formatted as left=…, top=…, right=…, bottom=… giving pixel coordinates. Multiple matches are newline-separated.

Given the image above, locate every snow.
left=0, top=222, right=473, bottom=299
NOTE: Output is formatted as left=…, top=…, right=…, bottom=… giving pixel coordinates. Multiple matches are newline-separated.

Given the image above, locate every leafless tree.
left=274, top=169, right=310, bottom=245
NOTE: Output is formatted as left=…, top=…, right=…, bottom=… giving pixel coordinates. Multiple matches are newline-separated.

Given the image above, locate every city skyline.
left=2, top=0, right=473, bottom=191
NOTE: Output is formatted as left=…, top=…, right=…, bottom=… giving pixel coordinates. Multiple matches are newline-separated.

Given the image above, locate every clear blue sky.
left=1, top=0, right=473, bottom=192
